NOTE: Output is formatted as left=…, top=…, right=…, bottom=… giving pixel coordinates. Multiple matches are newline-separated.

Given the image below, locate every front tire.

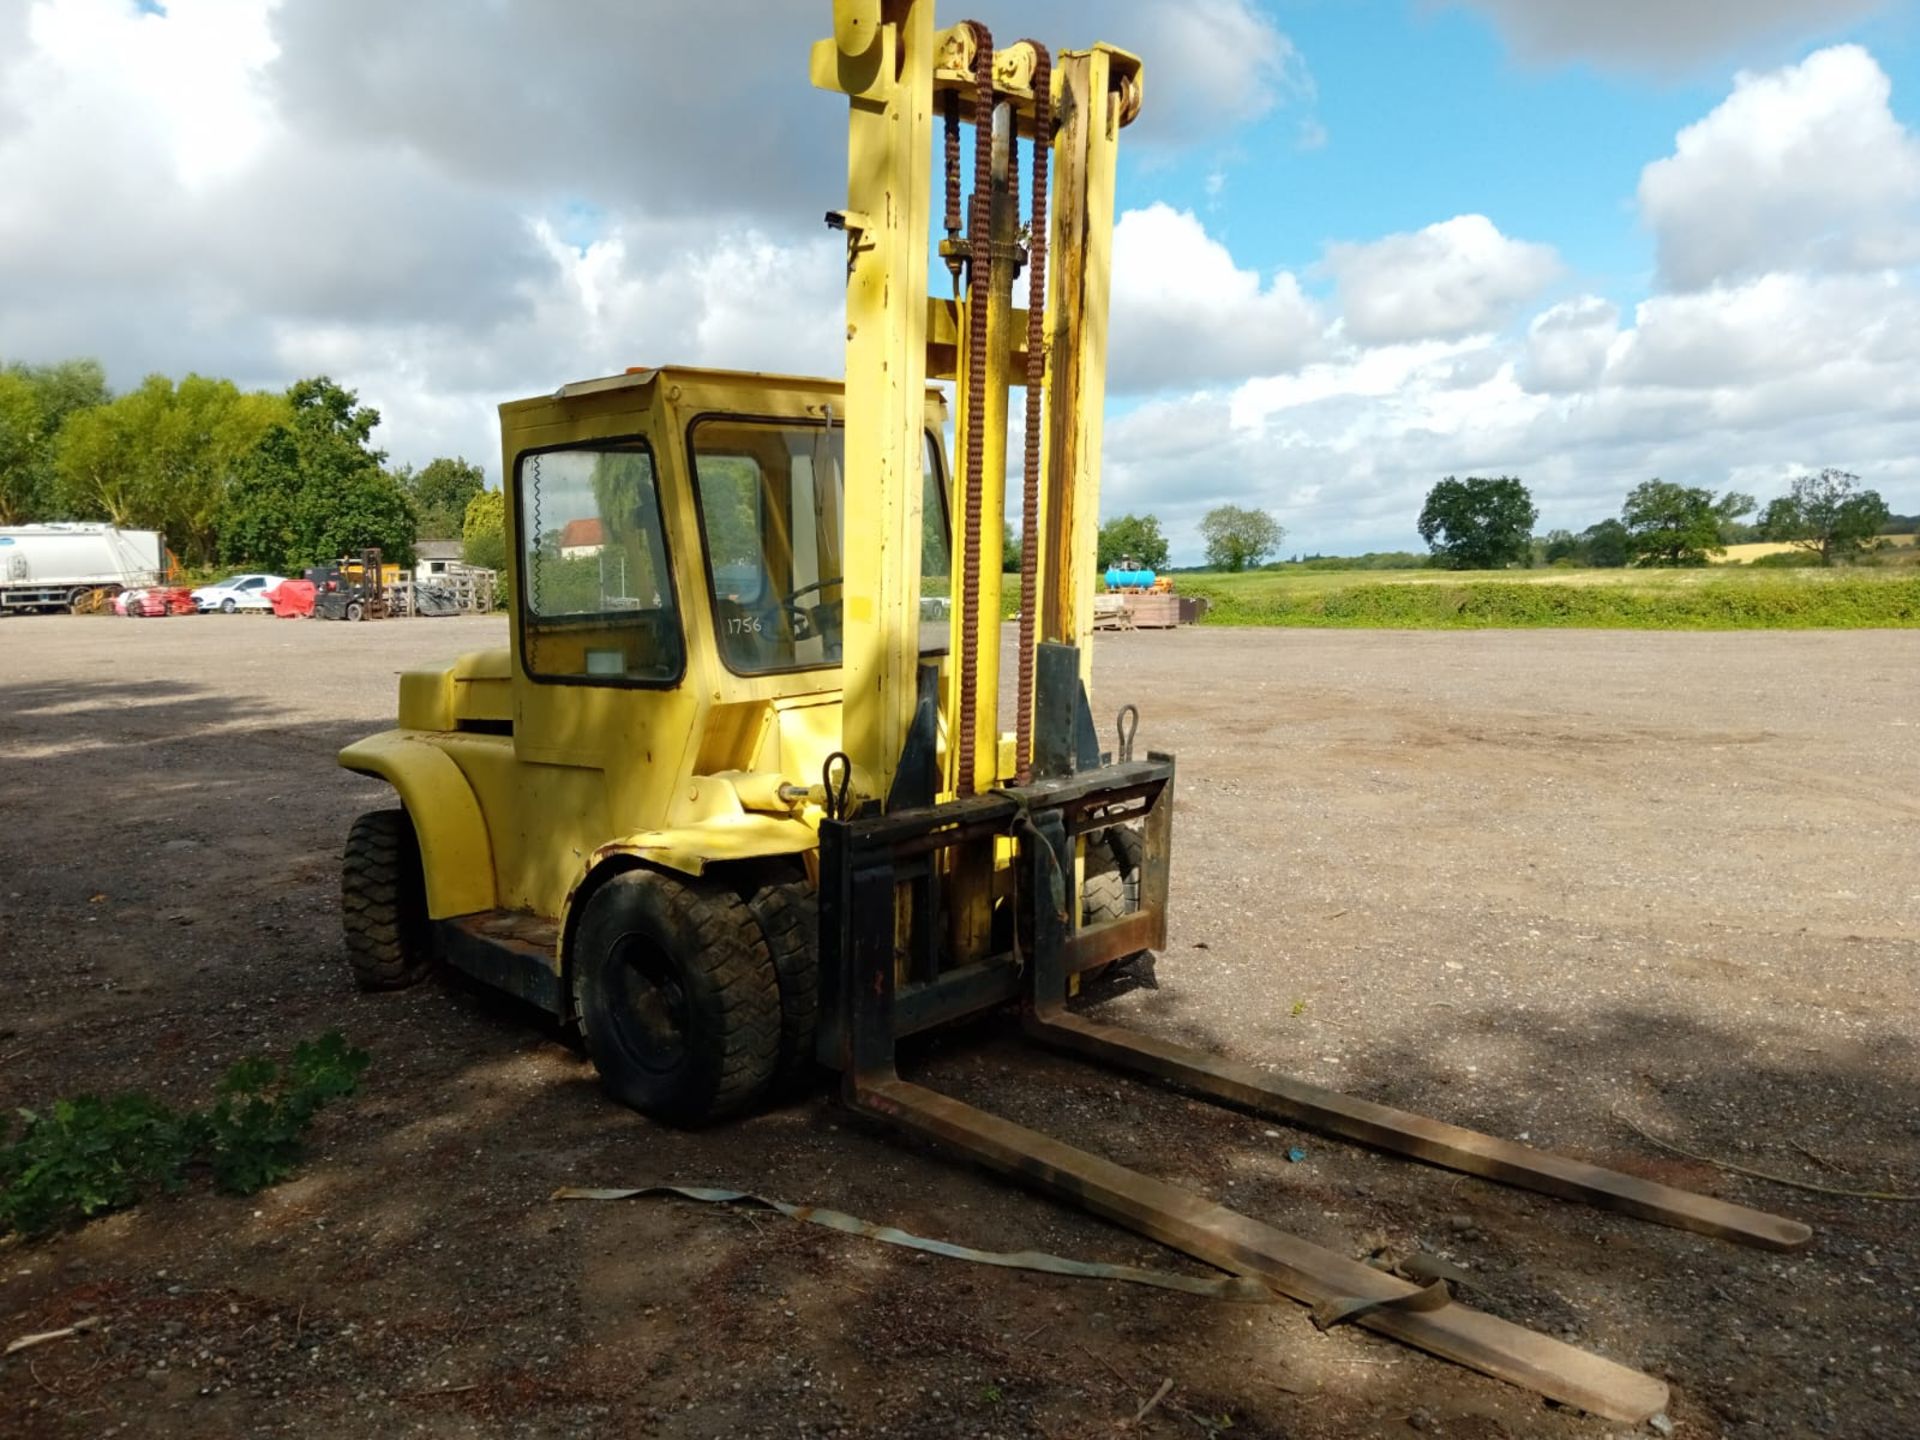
left=573, top=870, right=780, bottom=1126
left=341, top=809, right=433, bottom=990
left=220, top=598, right=237, bottom=614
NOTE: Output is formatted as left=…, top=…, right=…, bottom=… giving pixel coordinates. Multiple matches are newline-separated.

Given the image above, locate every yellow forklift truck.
left=338, top=4, right=1806, bottom=1422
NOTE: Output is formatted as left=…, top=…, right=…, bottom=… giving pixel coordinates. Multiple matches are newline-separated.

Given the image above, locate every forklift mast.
left=816, top=2, right=1138, bottom=807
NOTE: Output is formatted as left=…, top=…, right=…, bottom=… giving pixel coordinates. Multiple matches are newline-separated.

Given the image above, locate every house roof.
left=415, top=540, right=463, bottom=559
left=559, top=518, right=605, bottom=550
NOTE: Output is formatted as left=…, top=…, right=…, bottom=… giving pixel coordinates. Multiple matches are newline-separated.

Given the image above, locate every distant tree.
left=53, top=375, right=286, bottom=565
left=1098, top=513, right=1170, bottom=571
left=1542, top=528, right=1579, bottom=564
left=1759, top=469, right=1890, bottom=565
left=1002, top=516, right=1019, bottom=574
left=1199, top=505, right=1283, bottom=572
left=1713, top=490, right=1757, bottom=544
left=219, top=377, right=416, bottom=571
left=0, top=358, right=108, bottom=524
left=1621, top=480, right=1733, bottom=566
left=402, top=456, right=487, bottom=540
left=1580, top=518, right=1630, bottom=568
left=0, top=373, right=48, bottom=524
left=1416, top=476, right=1537, bottom=570
left=17, top=359, right=110, bottom=426
left=463, top=488, right=509, bottom=606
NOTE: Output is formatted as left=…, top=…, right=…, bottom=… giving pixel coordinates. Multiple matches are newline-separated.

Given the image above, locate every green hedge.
left=1188, top=577, right=1920, bottom=629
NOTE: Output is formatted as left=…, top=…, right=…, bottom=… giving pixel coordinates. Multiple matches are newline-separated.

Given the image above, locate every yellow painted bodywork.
left=812, top=0, right=935, bottom=802
left=338, top=730, right=497, bottom=918
left=1040, top=44, right=1137, bottom=689
left=340, top=368, right=947, bottom=944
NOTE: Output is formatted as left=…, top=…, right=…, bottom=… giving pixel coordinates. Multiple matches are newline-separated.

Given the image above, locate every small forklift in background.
left=310, top=548, right=390, bottom=622
left=335, top=4, right=1806, bottom=1422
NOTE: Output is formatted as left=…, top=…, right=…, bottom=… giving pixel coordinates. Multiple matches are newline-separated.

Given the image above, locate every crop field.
left=1175, top=558, right=1920, bottom=629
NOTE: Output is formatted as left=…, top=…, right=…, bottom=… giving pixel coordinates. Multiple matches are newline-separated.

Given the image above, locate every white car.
left=192, top=573, right=285, bottom=613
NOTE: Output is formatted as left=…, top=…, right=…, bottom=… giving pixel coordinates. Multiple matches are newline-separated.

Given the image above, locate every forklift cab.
left=507, top=369, right=950, bottom=704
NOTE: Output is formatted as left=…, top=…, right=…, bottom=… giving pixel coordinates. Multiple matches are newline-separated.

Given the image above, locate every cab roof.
left=501, top=364, right=949, bottom=412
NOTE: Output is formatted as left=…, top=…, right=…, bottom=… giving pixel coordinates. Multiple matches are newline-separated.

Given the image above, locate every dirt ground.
left=2, top=614, right=1916, bottom=1440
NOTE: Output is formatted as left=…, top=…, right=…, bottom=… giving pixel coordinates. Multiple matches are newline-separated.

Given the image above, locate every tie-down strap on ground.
left=555, top=1183, right=1285, bottom=1302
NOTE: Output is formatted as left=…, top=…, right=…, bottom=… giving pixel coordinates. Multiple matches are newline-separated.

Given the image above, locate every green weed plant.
left=0, top=1032, right=369, bottom=1238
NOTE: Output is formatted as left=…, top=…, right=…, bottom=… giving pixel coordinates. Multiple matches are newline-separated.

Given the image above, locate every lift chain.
left=942, top=89, right=964, bottom=293
left=1013, top=41, right=1051, bottom=786
left=954, top=19, right=994, bottom=799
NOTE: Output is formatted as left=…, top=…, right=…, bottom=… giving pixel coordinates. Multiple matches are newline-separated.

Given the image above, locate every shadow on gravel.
left=1036, top=979, right=1920, bottom=1440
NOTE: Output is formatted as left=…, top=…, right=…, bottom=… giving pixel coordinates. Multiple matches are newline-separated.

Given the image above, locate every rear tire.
left=573, top=870, right=780, bottom=1126
left=342, top=809, right=434, bottom=990
left=1082, top=825, right=1143, bottom=925
left=1079, top=825, right=1149, bottom=985
left=748, top=880, right=820, bottom=1098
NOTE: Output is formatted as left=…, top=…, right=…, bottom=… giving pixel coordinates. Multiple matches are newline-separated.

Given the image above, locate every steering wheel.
left=781, top=577, right=843, bottom=640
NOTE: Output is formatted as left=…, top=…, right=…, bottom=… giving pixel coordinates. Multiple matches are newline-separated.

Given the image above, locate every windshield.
left=691, top=417, right=948, bottom=676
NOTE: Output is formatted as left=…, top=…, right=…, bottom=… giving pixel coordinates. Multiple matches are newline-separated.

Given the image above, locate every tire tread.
left=749, top=881, right=821, bottom=1098
left=341, top=809, right=433, bottom=990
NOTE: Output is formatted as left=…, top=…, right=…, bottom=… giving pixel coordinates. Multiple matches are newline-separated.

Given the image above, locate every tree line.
left=0, top=358, right=487, bottom=571
left=1419, top=471, right=1895, bottom=570
left=1081, top=467, right=1897, bottom=582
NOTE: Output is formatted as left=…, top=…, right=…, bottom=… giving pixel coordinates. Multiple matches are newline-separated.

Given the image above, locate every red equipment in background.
left=266, top=579, right=317, bottom=618
left=124, top=586, right=196, bottom=617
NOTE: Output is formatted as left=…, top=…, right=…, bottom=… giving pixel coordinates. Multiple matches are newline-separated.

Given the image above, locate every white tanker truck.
left=0, top=524, right=169, bottom=613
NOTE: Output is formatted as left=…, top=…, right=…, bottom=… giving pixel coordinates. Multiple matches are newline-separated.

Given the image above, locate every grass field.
left=1175, top=560, right=1920, bottom=629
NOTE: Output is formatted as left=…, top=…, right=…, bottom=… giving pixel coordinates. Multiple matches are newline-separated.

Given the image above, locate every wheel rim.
left=222, top=599, right=235, bottom=613
left=605, top=934, right=690, bottom=1075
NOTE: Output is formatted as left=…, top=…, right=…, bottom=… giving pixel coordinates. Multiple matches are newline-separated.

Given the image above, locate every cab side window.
left=516, top=443, right=684, bottom=685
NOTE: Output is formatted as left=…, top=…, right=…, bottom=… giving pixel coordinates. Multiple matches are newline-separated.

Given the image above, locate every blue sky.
left=1145, top=0, right=1917, bottom=308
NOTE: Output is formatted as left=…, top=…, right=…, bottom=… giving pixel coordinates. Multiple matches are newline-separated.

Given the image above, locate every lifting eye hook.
left=1115, top=705, right=1139, bottom=764
left=823, top=751, right=854, bottom=822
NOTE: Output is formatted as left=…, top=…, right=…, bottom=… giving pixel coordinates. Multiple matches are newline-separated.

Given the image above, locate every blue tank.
left=1104, top=565, right=1157, bottom=590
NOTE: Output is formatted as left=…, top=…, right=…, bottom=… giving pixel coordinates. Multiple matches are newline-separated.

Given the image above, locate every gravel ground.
left=1, top=614, right=1915, bottom=1439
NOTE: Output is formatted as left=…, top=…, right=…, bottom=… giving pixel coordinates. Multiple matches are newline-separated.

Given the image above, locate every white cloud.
left=1109, top=204, right=1322, bottom=393
left=265, top=0, right=1307, bottom=213
left=1607, top=272, right=1920, bottom=390
left=1324, top=215, right=1561, bottom=345
left=0, top=0, right=1316, bottom=473
left=1123, top=260, right=1920, bottom=561
left=1639, top=46, right=1920, bottom=289
left=1520, top=296, right=1621, bottom=394
left=1446, top=0, right=1886, bottom=71
left=1114, top=0, right=1314, bottom=149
